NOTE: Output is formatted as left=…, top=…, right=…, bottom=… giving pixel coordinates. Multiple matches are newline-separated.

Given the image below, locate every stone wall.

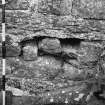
left=0, top=0, right=105, bottom=105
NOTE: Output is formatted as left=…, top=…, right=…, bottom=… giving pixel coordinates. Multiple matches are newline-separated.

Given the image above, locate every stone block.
left=62, top=62, right=84, bottom=80
left=78, top=42, right=102, bottom=63
left=72, top=0, right=105, bottom=19
left=23, top=44, right=38, bottom=61
left=38, top=38, right=62, bottom=54
left=5, top=0, right=29, bottom=10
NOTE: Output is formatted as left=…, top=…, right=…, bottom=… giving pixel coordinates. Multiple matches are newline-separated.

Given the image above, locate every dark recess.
left=60, top=38, right=84, bottom=46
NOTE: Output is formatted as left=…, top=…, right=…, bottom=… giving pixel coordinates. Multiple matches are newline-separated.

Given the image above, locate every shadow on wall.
left=60, top=38, right=83, bottom=46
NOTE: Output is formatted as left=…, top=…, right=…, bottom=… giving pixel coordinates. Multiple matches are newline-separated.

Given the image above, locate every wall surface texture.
left=0, top=0, right=105, bottom=105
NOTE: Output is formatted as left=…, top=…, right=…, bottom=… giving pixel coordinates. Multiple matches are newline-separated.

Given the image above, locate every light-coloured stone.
left=23, top=44, right=38, bottom=61
left=38, top=38, right=62, bottom=54
left=6, top=86, right=30, bottom=96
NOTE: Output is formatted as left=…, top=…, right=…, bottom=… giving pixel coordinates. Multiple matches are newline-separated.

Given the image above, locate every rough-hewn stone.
left=62, top=62, right=84, bottom=80
left=72, top=0, right=105, bottom=19
left=4, top=0, right=30, bottom=10
left=23, top=44, right=38, bottom=61
left=38, top=38, right=62, bottom=54
left=78, top=42, right=102, bottom=63
left=38, top=0, right=72, bottom=16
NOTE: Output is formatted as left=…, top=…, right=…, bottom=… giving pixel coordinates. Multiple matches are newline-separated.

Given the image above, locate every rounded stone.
left=38, top=38, right=62, bottom=54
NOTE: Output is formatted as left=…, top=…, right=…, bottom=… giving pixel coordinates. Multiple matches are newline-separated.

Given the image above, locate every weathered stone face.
left=6, top=56, right=62, bottom=79
left=2, top=0, right=105, bottom=40
left=62, top=62, right=83, bottom=80
left=38, top=38, right=62, bottom=54
left=38, top=0, right=72, bottom=15
left=72, top=0, right=105, bottom=19
left=5, top=0, right=30, bottom=10
left=78, top=42, right=102, bottom=63
left=23, top=44, right=38, bottom=61
left=0, top=0, right=105, bottom=105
